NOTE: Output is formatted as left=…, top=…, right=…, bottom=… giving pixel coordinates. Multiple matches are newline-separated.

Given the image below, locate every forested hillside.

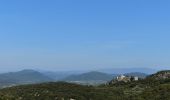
left=0, top=70, right=170, bottom=100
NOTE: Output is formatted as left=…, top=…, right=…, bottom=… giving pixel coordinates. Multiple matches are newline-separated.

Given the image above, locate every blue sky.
left=0, top=0, right=170, bottom=72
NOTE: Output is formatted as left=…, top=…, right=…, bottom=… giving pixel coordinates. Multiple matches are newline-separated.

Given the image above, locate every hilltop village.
left=109, top=74, right=139, bottom=84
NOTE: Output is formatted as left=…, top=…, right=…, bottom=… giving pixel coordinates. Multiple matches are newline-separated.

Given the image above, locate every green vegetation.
left=0, top=82, right=126, bottom=100
left=0, top=70, right=170, bottom=100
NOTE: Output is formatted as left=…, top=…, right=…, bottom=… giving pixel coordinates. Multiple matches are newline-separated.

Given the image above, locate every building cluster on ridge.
left=109, top=74, right=139, bottom=84
left=116, top=75, right=139, bottom=82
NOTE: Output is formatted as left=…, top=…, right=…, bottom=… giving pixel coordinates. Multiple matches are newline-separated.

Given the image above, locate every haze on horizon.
left=0, top=0, right=170, bottom=72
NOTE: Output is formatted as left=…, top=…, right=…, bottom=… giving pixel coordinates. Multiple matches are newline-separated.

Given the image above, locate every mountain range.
left=61, top=71, right=116, bottom=85
left=41, top=67, right=153, bottom=80
left=0, top=69, right=52, bottom=88
left=61, top=71, right=148, bottom=85
left=98, top=68, right=157, bottom=74
left=0, top=68, right=149, bottom=87
left=0, top=70, right=169, bottom=100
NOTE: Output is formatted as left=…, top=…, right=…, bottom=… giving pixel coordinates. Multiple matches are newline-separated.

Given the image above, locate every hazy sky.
left=0, top=0, right=170, bottom=72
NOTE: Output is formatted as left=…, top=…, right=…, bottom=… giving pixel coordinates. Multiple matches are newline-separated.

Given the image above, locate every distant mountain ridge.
left=1, top=70, right=170, bottom=100
left=61, top=71, right=118, bottom=85
left=0, top=68, right=153, bottom=87
left=40, top=68, right=156, bottom=80
left=0, top=69, right=53, bottom=88
left=63, top=71, right=114, bottom=81
left=99, top=68, right=157, bottom=74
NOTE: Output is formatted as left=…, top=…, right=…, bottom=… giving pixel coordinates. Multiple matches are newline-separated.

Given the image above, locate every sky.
left=0, top=0, right=170, bottom=72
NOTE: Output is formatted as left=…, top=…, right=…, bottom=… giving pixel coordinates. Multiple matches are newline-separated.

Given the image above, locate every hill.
left=40, top=68, right=155, bottom=80
left=62, top=71, right=115, bottom=85
left=0, top=70, right=170, bottom=100
left=108, top=70, right=170, bottom=100
left=0, top=69, right=53, bottom=88
left=0, top=82, right=125, bottom=100
left=41, top=71, right=82, bottom=81
left=148, top=70, right=170, bottom=80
